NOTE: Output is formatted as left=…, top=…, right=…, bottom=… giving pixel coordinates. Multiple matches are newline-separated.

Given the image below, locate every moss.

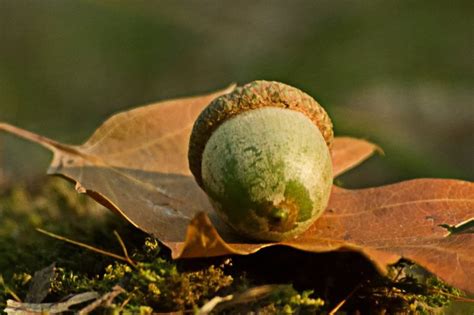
left=0, top=178, right=136, bottom=277
left=50, top=253, right=233, bottom=311
left=0, top=178, right=469, bottom=313
left=347, top=260, right=465, bottom=314
left=219, top=286, right=324, bottom=314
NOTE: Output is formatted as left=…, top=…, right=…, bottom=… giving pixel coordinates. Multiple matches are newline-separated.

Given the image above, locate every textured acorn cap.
left=188, top=80, right=334, bottom=188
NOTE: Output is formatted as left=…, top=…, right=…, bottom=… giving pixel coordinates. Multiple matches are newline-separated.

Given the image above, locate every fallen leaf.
left=0, top=85, right=237, bottom=240
left=173, top=179, right=474, bottom=293
left=331, top=137, right=383, bottom=177
left=0, top=88, right=378, bottom=243
left=25, top=263, right=56, bottom=303
left=1, top=86, right=472, bottom=294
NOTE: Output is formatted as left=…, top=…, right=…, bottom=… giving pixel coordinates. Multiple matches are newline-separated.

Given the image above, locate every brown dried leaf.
left=331, top=137, right=383, bottom=177
left=0, top=86, right=236, bottom=240
left=1, top=87, right=472, bottom=293
left=173, top=179, right=474, bottom=293
left=0, top=88, right=377, bottom=242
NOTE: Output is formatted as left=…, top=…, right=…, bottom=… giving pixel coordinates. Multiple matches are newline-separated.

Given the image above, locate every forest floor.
left=0, top=178, right=472, bottom=314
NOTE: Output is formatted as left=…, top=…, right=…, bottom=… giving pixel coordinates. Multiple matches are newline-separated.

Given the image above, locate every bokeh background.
left=1, top=0, right=473, bottom=188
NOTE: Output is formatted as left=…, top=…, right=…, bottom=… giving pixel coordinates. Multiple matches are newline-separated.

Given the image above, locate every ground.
left=0, top=178, right=470, bottom=314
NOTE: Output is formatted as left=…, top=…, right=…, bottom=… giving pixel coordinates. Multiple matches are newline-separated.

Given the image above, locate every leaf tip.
left=75, top=182, right=86, bottom=193
left=172, top=212, right=242, bottom=259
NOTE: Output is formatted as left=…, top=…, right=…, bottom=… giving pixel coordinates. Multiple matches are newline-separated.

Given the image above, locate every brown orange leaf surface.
left=1, top=87, right=472, bottom=293
left=331, top=137, right=382, bottom=177
left=172, top=179, right=473, bottom=294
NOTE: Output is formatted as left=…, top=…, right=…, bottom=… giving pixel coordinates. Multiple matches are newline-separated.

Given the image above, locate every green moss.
left=219, top=286, right=324, bottom=314
left=349, top=261, right=465, bottom=314
left=0, top=178, right=468, bottom=313
left=0, top=178, right=132, bottom=277
left=50, top=254, right=233, bottom=311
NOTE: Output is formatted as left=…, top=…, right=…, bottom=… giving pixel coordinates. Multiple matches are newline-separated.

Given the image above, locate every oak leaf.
left=1, top=86, right=472, bottom=294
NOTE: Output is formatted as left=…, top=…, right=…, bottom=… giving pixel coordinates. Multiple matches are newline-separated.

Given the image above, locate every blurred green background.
left=0, top=0, right=472, bottom=188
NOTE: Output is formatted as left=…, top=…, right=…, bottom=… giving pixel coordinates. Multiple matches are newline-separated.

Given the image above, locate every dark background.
left=1, top=0, right=473, bottom=187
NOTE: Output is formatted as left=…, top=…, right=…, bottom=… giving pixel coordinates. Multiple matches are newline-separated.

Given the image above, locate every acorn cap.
left=188, top=80, right=334, bottom=188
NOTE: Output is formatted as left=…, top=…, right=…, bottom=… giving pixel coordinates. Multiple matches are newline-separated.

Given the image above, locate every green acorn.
left=188, top=81, right=333, bottom=241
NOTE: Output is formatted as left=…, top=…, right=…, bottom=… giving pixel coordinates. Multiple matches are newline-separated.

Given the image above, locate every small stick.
left=118, top=295, right=133, bottom=312
left=329, top=282, right=363, bottom=315
left=113, top=230, right=136, bottom=266
left=36, top=228, right=132, bottom=265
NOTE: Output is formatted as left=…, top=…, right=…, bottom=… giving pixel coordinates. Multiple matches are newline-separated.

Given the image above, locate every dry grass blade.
left=113, top=231, right=136, bottom=266
left=36, top=228, right=132, bottom=265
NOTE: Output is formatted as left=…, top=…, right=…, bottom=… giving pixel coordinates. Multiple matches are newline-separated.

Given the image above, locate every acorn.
left=188, top=81, right=333, bottom=241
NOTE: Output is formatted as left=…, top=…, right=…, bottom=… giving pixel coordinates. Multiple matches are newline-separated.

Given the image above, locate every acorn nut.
left=188, top=81, right=333, bottom=241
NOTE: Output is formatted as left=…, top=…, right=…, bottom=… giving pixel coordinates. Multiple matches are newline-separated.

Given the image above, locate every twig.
left=36, top=228, right=132, bottom=265
left=329, top=282, right=363, bottom=315
left=113, top=230, right=136, bottom=266
left=118, top=295, right=133, bottom=312
left=78, top=285, right=125, bottom=314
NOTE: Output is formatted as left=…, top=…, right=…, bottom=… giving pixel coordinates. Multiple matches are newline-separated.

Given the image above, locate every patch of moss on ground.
left=0, top=178, right=469, bottom=313
left=0, top=178, right=138, bottom=277
left=50, top=244, right=234, bottom=312
left=347, top=260, right=464, bottom=314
